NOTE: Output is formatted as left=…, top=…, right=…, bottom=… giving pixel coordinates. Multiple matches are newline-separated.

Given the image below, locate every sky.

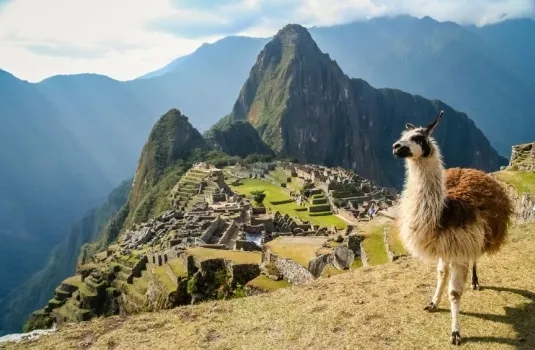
left=0, top=0, right=533, bottom=82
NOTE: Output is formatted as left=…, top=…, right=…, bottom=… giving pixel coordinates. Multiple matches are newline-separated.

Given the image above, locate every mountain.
left=5, top=108, right=257, bottom=334
left=35, top=74, right=155, bottom=183
left=307, top=16, right=535, bottom=155
left=471, top=19, right=535, bottom=83
left=26, top=36, right=269, bottom=186
left=128, top=109, right=208, bottom=211
left=204, top=116, right=273, bottom=158
left=137, top=17, right=535, bottom=157
left=137, top=36, right=268, bottom=80
left=0, top=179, right=131, bottom=334
left=3, top=17, right=530, bottom=188
left=227, top=24, right=505, bottom=187
left=0, top=70, right=112, bottom=334
left=136, top=56, right=189, bottom=80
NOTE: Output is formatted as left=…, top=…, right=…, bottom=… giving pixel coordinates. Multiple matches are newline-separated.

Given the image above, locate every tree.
left=250, top=190, right=266, bottom=206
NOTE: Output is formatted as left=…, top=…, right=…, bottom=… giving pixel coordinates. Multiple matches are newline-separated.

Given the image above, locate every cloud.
left=0, top=0, right=533, bottom=82
left=148, top=0, right=534, bottom=39
left=148, top=0, right=302, bottom=39
left=0, top=0, right=214, bottom=82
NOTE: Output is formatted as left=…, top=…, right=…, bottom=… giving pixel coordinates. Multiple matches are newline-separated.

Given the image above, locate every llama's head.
left=392, top=110, right=443, bottom=160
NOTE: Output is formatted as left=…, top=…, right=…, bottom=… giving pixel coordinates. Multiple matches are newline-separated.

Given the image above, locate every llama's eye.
left=410, top=135, right=426, bottom=143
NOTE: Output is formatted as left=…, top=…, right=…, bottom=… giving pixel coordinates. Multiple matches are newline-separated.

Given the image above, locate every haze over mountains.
left=0, top=15, right=532, bottom=334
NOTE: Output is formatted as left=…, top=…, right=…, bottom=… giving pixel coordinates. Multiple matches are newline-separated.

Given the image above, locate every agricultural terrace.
left=357, top=211, right=407, bottom=266
left=228, top=178, right=347, bottom=229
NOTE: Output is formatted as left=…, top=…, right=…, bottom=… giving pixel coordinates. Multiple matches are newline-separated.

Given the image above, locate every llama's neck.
left=400, top=150, right=446, bottom=232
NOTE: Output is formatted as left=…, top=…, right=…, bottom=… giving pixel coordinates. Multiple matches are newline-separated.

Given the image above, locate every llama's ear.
left=405, top=123, right=416, bottom=131
left=425, top=110, right=444, bottom=135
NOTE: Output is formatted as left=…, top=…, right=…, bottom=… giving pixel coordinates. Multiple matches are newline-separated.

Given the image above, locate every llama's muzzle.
left=393, top=142, right=411, bottom=158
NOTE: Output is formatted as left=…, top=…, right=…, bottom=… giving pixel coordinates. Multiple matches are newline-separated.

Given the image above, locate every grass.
left=265, top=236, right=327, bottom=267
left=167, top=259, right=187, bottom=278
left=153, top=266, right=177, bottom=292
left=360, top=221, right=389, bottom=266
left=351, top=258, right=363, bottom=269
left=321, top=265, right=347, bottom=278
left=19, top=222, right=535, bottom=349
left=77, top=283, right=96, bottom=297
left=187, top=247, right=262, bottom=265
left=387, top=223, right=407, bottom=255
left=495, top=171, right=535, bottom=196
left=62, top=275, right=83, bottom=288
left=269, top=169, right=300, bottom=191
left=229, top=178, right=347, bottom=229
left=247, top=275, right=291, bottom=291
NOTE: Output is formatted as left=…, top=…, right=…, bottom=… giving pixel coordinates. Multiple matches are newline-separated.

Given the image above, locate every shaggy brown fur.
left=443, top=168, right=514, bottom=254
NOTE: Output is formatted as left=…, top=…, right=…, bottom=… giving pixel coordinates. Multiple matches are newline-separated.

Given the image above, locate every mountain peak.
left=275, top=24, right=313, bottom=41
left=130, top=108, right=207, bottom=207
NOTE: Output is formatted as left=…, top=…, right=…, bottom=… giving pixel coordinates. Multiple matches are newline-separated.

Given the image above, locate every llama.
left=392, top=110, right=514, bottom=345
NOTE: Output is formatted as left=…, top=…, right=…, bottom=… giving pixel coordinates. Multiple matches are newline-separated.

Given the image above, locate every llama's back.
left=444, top=168, right=514, bottom=254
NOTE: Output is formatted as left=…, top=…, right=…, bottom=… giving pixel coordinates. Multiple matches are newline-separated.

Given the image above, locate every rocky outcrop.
left=229, top=24, right=506, bottom=187
left=507, top=142, right=535, bottom=172
left=332, top=246, right=354, bottom=270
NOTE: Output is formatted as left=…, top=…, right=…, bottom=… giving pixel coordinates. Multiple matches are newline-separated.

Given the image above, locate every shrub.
left=250, top=190, right=266, bottom=206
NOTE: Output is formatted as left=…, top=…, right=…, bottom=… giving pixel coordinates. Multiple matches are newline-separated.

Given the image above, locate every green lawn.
left=247, top=275, right=291, bottom=291
left=229, top=178, right=347, bottom=229
left=360, top=222, right=389, bottom=266
left=187, top=247, right=262, bottom=265
left=269, top=169, right=300, bottom=191
left=494, top=171, right=535, bottom=196
left=265, top=236, right=326, bottom=267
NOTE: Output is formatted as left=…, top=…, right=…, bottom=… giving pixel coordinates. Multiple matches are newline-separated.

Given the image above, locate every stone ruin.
left=279, top=161, right=398, bottom=222
left=506, top=141, right=535, bottom=172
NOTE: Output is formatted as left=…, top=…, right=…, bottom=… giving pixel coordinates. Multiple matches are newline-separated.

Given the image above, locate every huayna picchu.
left=221, top=24, right=506, bottom=187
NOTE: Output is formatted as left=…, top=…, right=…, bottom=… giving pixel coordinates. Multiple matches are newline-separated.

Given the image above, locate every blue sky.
left=0, top=0, right=533, bottom=82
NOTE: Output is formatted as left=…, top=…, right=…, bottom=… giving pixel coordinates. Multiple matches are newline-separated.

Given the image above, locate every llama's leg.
left=471, top=262, right=481, bottom=291
left=424, top=258, right=449, bottom=312
left=448, top=261, right=469, bottom=346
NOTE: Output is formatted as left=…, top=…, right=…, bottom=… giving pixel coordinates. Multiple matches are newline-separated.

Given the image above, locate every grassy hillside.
left=9, top=221, right=534, bottom=349
left=494, top=171, right=535, bottom=196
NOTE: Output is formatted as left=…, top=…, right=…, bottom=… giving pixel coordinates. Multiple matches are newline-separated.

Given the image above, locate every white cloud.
left=0, top=0, right=217, bottom=82
left=0, top=0, right=533, bottom=82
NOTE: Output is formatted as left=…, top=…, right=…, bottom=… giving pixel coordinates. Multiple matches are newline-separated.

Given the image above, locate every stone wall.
left=337, top=207, right=359, bottom=224
left=359, top=241, right=369, bottom=268
left=200, top=216, right=222, bottom=242
left=500, top=181, right=535, bottom=223
left=262, top=248, right=314, bottom=285
left=507, top=142, right=535, bottom=172
left=218, top=221, right=237, bottom=246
